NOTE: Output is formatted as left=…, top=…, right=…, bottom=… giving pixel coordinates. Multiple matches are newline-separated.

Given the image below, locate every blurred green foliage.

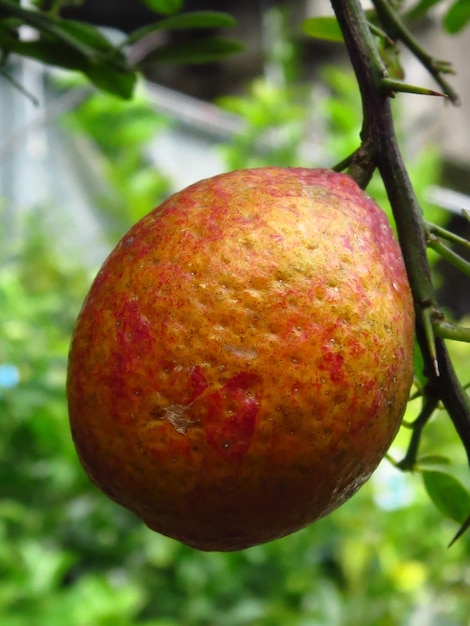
left=1, top=2, right=242, bottom=99
left=1, top=223, right=470, bottom=624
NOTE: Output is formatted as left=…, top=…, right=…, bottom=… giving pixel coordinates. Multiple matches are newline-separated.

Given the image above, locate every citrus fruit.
left=67, top=167, right=414, bottom=551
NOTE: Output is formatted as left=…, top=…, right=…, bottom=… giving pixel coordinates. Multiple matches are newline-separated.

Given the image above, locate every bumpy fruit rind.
left=67, top=167, right=414, bottom=551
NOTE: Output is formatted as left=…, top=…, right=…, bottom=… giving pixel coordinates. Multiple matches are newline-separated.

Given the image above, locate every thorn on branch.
left=381, top=78, right=448, bottom=99
left=367, top=20, right=394, bottom=44
left=430, top=59, right=455, bottom=76
left=448, top=512, right=470, bottom=547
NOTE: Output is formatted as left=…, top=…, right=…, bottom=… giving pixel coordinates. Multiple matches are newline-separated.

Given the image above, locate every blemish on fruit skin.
left=319, top=350, right=345, bottom=384
left=114, top=297, right=154, bottom=348
left=150, top=365, right=208, bottom=434
left=291, top=381, right=304, bottom=395
left=223, top=344, right=258, bottom=360
left=205, top=372, right=262, bottom=460
left=188, top=365, right=208, bottom=403
left=154, top=403, right=196, bottom=435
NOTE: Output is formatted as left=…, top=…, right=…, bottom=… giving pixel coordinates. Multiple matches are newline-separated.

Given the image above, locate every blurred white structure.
left=0, top=62, right=241, bottom=267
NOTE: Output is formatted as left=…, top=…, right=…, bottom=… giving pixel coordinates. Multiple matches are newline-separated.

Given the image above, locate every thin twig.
left=427, top=237, right=470, bottom=277
left=395, top=395, right=439, bottom=471
left=434, top=320, right=470, bottom=344
left=426, top=221, right=470, bottom=251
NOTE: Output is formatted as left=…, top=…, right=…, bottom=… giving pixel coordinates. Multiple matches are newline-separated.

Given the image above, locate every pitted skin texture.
left=67, top=167, right=415, bottom=551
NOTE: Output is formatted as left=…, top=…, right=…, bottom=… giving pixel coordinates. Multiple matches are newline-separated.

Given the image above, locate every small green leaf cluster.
left=0, top=1, right=242, bottom=98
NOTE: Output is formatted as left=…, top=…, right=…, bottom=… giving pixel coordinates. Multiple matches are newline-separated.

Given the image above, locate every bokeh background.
left=1, top=2, right=470, bottom=624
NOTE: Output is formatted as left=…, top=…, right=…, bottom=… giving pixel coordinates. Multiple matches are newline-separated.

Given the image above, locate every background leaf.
left=144, top=36, right=244, bottom=65
left=302, top=16, right=344, bottom=43
left=417, top=454, right=451, bottom=469
left=6, top=38, right=136, bottom=98
left=443, top=0, right=470, bottom=34
left=84, top=64, right=136, bottom=100
left=127, top=11, right=237, bottom=46
left=422, top=470, right=470, bottom=523
left=56, top=19, right=122, bottom=57
left=139, top=0, right=183, bottom=15
left=406, top=0, right=444, bottom=22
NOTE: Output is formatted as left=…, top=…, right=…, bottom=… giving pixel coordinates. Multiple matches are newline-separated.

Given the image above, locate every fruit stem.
left=330, top=0, right=470, bottom=467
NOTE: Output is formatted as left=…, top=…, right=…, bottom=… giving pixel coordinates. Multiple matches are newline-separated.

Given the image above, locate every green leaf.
left=127, top=11, right=237, bottom=45
left=55, top=19, right=133, bottom=74
left=418, top=455, right=451, bottom=466
left=0, top=19, right=18, bottom=47
left=6, top=38, right=86, bottom=69
left=422, top=470, right=470, bottom=523
left=151, top=10, right=236, bottom=30
left=443, top=0, right=470, bottom=34
left=0, top=4, right=90, bottom=58
left=139, top=0, right=183, bottom=15
left=416, top=455, right=451, bottom=470
left=302, top=16, right=344, bottom=43
left=144, top=36, right=244, bottom=64
left=8, top=38, right=136, bottom=99
left=56, top=19, right=120, bottom=57
left=406, top=0, right=443, bottom=22
left=84, top=64, right=137, bottom=100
